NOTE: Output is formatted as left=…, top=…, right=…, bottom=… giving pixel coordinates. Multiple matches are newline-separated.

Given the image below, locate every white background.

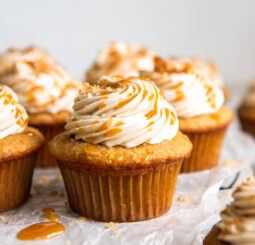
left=0, top=0, right=254, bottom=86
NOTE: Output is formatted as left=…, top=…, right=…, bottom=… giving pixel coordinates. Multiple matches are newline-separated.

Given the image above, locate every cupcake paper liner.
left=181, top=127, right=227, bottom=173
left=0, top=153, right=37, bottom=212
left=238, top=115, right=255, bottom=138
left=36, top=126, right=64, bottom=167
left=58, top=159, right=182, bottom=222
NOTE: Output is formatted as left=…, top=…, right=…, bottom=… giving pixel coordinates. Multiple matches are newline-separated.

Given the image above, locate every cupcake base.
left=203, top=225, right=229, bottom=245
left=181, top=127, right=227, bottom=173
left=58, top=159, right=182, bottom=222
left=0, top=153, right=37, bottom=212
left=238, top=108, right=255, bottom=137
left=36, top=126, right=64, bottom=167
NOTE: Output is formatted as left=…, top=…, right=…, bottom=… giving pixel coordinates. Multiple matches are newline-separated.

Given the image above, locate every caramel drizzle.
left=42, top=208, right=60, bottom=221
left=6, top=56, right=79, bottom=110
left=17, top=222, right=65, bottom=241
left=0, top=86, right=27, bottom=127
left=81, top=76, right=177, bottom=142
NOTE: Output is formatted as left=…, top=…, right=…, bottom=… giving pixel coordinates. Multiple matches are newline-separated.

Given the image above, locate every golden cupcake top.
left=65, top=75, right=179, bottom=148
left=218, top=176, right=255, bottom=244
left=143, top=57, right=225, bottom=118
left=0, top=46, right=83, bottom=114
left=86, top=42, right=155, bottom=84
left=0, top=85, right=28, bottom=139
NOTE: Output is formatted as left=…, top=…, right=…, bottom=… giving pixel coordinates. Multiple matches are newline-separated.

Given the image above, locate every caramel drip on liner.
left=17, top=222, right=65, bottom=241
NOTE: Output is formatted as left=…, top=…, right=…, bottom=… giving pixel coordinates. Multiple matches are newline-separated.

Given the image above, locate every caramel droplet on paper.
left=17, top=221, right=65, bottom=240
left=42, top=208, right=60, bottom=221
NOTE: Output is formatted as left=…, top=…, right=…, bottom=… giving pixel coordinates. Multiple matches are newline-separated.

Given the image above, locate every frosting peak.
left=143, top=57, right=224, bottom=118
left=218, top=176, right=255, bottom=245
left=0, top=46, right=82, bottom=114
left=86, top=42, right=155, bottom=84
left=0, top=85, right=28, bottom=139
left=65, top=75, right=178, bottom=148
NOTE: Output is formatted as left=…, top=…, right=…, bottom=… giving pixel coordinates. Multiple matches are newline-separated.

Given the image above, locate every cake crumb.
left=223, top=159, right=245, bottom=167
left=68, top=222, right=72, bottom=227
left=0, top=216, right=6, bottom=221
left=77, top=216, right=87, bottom=221
left=50, top=190, right=59, bottom=196
left=31, top=210, right=37, bottom=216
left=5, top=220, right=12, bottom=225
left=55, top=175, right=63, bottom=181
left=227, top=191, right=232, bottom=197
left=184, top=195, right=192, bottom=204
left=66, top=240, right=71, bottom=245
left=106, top=222, right=117, bottom=229
left=215, top=204, right=221, bottom=209
left=116, top=230, right=121, bottom=236
left=219, top=194, right=224, bottom=199
left=38, top=174, right=49, bottom=185
left=59, top=192, right=65, bottom=198
left=176, top=196, right=182, bottom=202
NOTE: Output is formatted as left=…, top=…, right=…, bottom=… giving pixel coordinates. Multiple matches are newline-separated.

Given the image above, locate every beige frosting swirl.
left=65, top=75, right=178, bottom=148
left=169, top=56, right=224, bottom=87
left=218, top=176, right=255, bottom=245
left=0, top=46, right=82, bottom=114
left=143, top=57, right=224, bottom=118
left=86, top=42, right=155, bottom=84
left=0, top=85, right=28, bottom=139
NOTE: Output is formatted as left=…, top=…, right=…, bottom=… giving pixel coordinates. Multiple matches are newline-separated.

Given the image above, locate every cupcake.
left=85, top=41, right=155, bottom=84
left=238, top=79, right=255, bottom=137
left=217, top=176, right=255, bottom=244
left=167, top=56, right=229, bottom=99
left=143, top=57, right=233, bottom=172
left=49, top=76, right=192, bottom=222
left=0, top=85, right=44, bottom=212
left=0, top=46, right=83, bottom=167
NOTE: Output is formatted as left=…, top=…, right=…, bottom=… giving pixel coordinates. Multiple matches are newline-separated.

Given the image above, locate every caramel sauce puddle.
left=17, top=221, right=65, bottom=240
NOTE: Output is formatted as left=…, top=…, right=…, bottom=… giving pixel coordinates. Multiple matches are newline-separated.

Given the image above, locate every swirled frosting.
left=218, top=176, right=255, bottom=244
left=0, top=85, right=28, bottom=139
left=170, top=56, right=224, bottom=87
left=65, top=75, right=178, bottom=148
left=0, top=46, right=82, bottom=114
left=86, top=42, right=155, bottom=84
left=143, top=57, right=224, bottom=118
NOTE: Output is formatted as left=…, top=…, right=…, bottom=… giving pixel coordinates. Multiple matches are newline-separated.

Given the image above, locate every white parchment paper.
left=0, top=87, right=254, bottom=245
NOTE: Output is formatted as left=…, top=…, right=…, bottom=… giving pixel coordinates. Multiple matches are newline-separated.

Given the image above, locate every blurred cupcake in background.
left=217, top=176, right=255, bottom=244
left=143, top=57, right=233, bottom=172
left=0, top=85, right=44, bottom=212
left=49, top=75, right=192, bottom=222
left=167, top=56, right=229, bottom=99
left=85, top=41, right=155, bottom=84
left=0, top=46, right=84, bottom=167
left=238, top=79, right=255, bottom=137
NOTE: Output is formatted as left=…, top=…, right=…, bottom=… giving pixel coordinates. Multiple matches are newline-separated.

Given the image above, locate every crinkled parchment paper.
left=0, top=88, right=254, bottom=245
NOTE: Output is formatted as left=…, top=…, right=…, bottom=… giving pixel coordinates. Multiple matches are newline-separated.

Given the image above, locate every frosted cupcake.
left=85, top=41, right=155, bottom=84
left=49, top=76, right=192, bottom=222
left=238, top=79, right=255, bottom=137
left=0, top=46, right=83, bottom=167
left=217, top=176, right=255, bottom=244
left=0, top=85, right=44, bottom=212
left=143, top=57, right=233, bottom=172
